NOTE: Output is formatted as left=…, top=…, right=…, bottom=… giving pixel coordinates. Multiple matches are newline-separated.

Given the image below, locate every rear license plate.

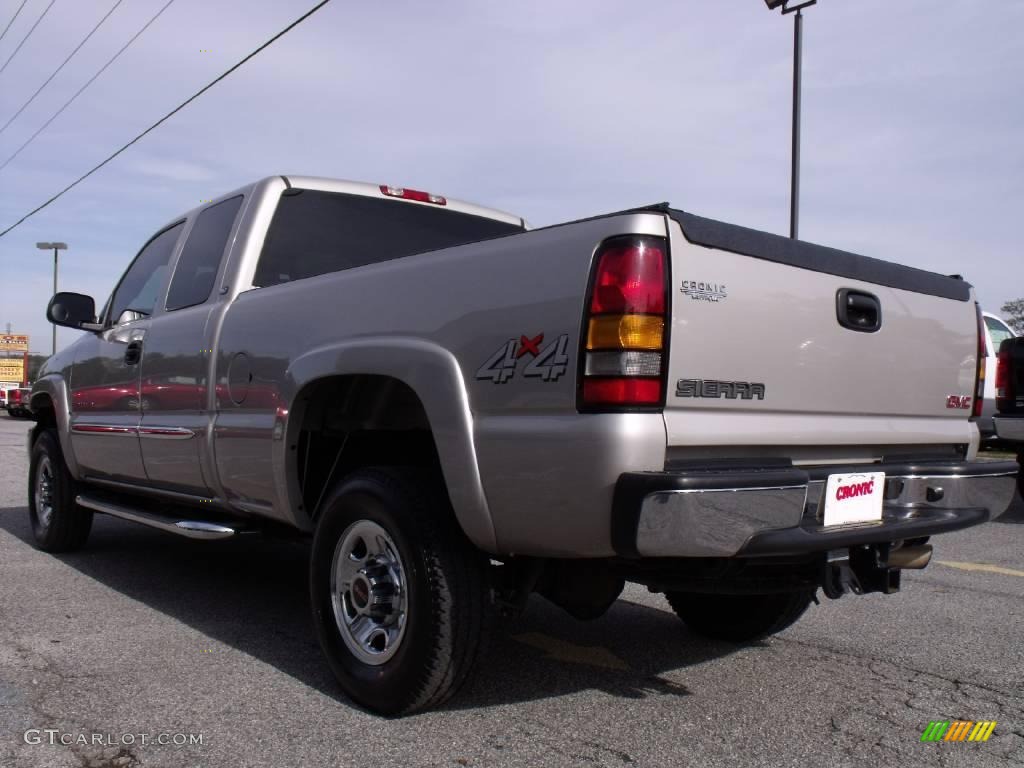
left=823, top=472, right=885, bottom=527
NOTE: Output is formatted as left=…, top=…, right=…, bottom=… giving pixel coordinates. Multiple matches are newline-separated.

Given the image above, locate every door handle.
left=125, top=340, right=143, bottom=365
left=836, top=289, right=882, bottom=333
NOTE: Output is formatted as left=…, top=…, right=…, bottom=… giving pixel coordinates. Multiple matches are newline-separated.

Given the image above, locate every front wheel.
left=28, top=430, right=93, bottom=552
left=665, top=589, right=815, bottom=642
left=310, top=467, right=490, bottom=715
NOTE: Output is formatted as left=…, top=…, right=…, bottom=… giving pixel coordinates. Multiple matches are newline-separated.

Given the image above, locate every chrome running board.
left=76, top=494, right=240, bottom=540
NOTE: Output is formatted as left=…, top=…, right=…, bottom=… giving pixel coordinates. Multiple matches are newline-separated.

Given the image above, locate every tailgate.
left=662, top=211, right=979, bottom=460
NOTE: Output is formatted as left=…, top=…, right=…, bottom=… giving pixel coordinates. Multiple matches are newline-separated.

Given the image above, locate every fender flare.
left=281, top=337, right=496, bottom=552
left=29, top=376, right=81, bottom=479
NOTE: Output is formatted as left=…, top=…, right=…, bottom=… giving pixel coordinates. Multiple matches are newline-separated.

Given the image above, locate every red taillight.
left=995, top=346, right=1009, bottom=398
left=582, top=378, right=662, bottom=406
left=995, top=340, right=1016, bottom=412
left=590, top=241, right=666, bottom=315
left=971, top=304, right=985, bottom=419
left=379, top=185, right=446, bottom=205
left=579, top=236, right=669, bottom=411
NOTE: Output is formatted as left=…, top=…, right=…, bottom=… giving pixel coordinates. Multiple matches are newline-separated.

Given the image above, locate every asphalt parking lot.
left=1, top=416, right=1022, bottom=768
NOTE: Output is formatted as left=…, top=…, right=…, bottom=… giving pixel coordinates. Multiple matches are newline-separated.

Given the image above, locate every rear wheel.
left=28, top=430, right=93, bottom=552
left=310, top=467, right=489, bottom=715
left=665, top=589, right=815, bottom=642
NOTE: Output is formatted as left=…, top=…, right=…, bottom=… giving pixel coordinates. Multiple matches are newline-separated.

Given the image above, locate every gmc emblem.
left=946, top=395, right=972, bottom=410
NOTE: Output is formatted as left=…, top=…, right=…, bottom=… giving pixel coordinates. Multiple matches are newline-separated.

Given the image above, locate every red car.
left=70, top=376, right=282, bottom=413
left=6, top=387, right=32, bottom=418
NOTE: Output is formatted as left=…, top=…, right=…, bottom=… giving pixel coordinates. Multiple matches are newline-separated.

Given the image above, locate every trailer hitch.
left=823, top=543, right=903, bottom=598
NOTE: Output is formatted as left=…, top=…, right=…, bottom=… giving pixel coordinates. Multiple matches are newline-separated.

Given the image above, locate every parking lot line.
left=936, top=560, right=1024, bottom=578
left=512, top=632, right=630, bottom=671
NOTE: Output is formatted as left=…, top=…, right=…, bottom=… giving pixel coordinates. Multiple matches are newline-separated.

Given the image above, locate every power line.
left=0, top=0, right=177, bottom=173
left=0, top=0, right=55, bottom=75
left=0, top=0, right=333, bottom=238
left=0, top=0, right=126, bottom=136
left=0, top=0, right=30, bottom=46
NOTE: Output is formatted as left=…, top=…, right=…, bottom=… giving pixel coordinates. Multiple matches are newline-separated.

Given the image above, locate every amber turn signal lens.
left=587, top=315, right=663, bottom=351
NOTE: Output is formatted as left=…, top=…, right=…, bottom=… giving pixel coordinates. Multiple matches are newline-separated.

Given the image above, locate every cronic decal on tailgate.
left=476, top=333, right=570, bottom=384
left=680, top=280, right=727, bottom=303
left=676, top=379, right=765, bottom=400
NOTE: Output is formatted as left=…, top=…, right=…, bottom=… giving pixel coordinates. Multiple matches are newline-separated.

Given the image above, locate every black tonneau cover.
left=655, top=205, right=970, bottom=302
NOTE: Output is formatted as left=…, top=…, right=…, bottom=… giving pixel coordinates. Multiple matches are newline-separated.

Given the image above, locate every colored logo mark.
left=516, top=333, right=543, bottom=359
left=920, top=720, right=996, bottom=742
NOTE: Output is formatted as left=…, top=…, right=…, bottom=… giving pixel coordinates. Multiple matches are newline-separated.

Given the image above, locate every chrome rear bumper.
left=612, top=460, right=1019, bottom=559
left=994, top=415, right=1024, bottom=442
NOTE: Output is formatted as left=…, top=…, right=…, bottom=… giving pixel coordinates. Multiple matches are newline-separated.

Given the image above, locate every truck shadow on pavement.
left=0, top=508, right=741, bottom=713
left=993, top=489, right=1024, bottom=524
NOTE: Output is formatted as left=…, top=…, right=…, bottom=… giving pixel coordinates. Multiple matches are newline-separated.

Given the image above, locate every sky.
left=0, top=0, right=1021, bottom=354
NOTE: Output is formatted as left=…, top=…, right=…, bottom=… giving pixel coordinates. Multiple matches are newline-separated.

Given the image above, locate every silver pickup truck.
left=29, top=176, right=1018, bottom=714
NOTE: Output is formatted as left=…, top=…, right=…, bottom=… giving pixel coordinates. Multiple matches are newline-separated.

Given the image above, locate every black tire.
left=28, top=430, right=93, bottom=552
left=665, top=589, right=815, bottom=642
left=310, top=467, right=490, bottom=715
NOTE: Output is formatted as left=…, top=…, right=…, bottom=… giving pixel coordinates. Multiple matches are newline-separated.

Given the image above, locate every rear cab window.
left=253, top=190, right=523, bottom=288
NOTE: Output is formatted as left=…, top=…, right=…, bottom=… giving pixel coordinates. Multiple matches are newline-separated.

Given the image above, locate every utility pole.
left=36, top=241, right=67, bottom=355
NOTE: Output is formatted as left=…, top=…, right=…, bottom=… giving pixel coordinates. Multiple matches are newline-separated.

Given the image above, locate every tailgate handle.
left=836, top=289, right=881, bottom=333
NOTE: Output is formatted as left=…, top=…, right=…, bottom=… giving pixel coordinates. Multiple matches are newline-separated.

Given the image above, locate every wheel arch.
left=28, top=377, right=81, bottom=479
left=281, top=338, right=496, bottom=552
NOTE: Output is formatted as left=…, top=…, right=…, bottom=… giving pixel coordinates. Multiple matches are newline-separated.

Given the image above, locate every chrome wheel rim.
left=330, top=520, right=408, bottom=665
left=35, top=456, right=54, bottom=528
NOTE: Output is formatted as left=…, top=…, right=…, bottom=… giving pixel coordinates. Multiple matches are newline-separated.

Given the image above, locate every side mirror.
left=46, top=292, right=103, bottom=331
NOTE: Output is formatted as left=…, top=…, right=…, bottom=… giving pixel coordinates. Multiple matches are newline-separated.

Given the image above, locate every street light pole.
left=36, top=242, right=68, bottom=355
left=52, top=246, right=58, bottom=354
left=790, top=7, right=803, bottom=240
left=764, top=0, right=816, bottom=240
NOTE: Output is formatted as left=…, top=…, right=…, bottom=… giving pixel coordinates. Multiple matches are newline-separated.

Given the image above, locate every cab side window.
left=166, top=196, right=243, bottom=311
left=108, top=222, right=184, bottom=324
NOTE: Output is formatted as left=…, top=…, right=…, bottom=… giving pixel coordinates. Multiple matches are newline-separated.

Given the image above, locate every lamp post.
left=764, top=0, right=817, bottom=240
left=36, top=241, right=67, bottom=355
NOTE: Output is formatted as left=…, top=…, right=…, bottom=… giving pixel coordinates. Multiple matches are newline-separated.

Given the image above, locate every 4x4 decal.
left=476, top=339, right=518, bottom=383
left=476, top=333, right=570, bottom=384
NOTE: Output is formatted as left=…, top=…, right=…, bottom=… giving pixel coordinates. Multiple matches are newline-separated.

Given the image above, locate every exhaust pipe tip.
left=888, top=544, right=933, bottom=570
